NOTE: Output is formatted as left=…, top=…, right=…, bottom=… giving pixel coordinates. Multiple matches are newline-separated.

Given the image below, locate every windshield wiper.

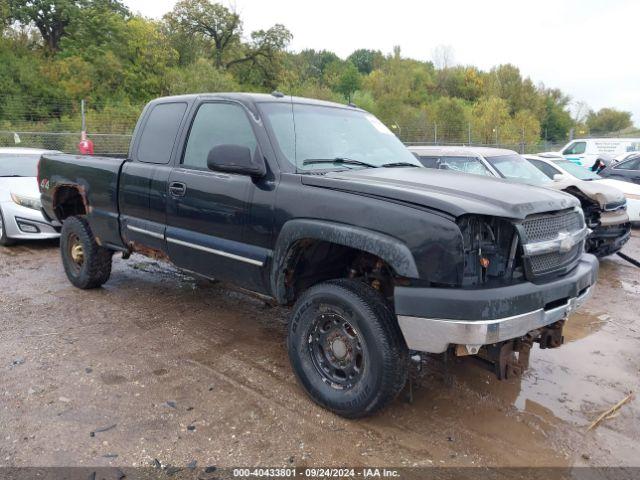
left=302, top=157, right=379, bottom=168
left=381, top=162, right=420, bottom=168
left=0, top=175, right=23, bottom=177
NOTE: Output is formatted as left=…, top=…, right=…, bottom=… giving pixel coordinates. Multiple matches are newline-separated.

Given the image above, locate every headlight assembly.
left=10, top=192, right=42, bottom=211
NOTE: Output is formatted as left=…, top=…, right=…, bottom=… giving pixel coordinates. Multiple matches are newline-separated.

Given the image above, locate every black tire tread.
left=60, top=216, right=112, bottom=289
left=290, top=279, right=408, bottom=418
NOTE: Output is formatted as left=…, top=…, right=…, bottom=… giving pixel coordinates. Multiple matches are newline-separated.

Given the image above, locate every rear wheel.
left=287, top=279, right=408, bottom=418
left=60, top=216, right=113, bottom=289
left=0, top=208, right=16, bottom=246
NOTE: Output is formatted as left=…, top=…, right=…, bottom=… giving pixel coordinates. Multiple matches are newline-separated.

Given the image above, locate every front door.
left=165, top=101, right=270, bottom=288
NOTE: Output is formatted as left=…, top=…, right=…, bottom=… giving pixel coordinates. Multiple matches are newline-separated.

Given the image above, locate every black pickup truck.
left=39, top=93, right=598, bottom=417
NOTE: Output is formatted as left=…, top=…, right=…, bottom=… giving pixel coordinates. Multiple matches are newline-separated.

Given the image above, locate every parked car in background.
left=525, top=154, right=632, bottom=254
left=410, top=146, right=631, bottom=257
left=0, top=147, right=61, bottom=246
left=598, top=153, right=640, bottom=186
left=613, top=151, right=639, bottom=164
left=409, top=146, right=550, bottom=183
left=551, top=138, right=640, bottom=168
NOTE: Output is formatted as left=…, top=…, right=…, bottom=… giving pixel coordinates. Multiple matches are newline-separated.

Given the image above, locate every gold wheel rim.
left=68, top=234, right=84, bottom=270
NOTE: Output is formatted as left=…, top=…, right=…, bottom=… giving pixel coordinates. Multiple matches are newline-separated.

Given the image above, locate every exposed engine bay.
left=457, top=215, right=523, bottom=287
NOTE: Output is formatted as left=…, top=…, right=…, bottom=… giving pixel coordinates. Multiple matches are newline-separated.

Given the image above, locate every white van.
left=556, top=138, right=640, bottom=168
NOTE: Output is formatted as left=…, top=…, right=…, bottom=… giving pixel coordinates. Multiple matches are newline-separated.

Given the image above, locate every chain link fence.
left=1, top=98, right=636, bottom=156
left=0, top=130, right=132, bottom=155
left=0, top=125, right=563, bottom=157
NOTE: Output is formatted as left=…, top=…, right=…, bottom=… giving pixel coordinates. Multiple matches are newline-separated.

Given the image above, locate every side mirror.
left=207, top=144, right=266, bottom=177
left=553, top=173, right=566, bottom=182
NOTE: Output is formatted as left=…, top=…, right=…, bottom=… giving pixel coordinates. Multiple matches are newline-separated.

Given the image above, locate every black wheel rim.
left=308, top=310, right=365, bottom=390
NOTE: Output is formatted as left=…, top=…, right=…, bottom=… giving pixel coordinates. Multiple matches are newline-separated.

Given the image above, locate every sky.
left=124, top=0, right=640, bottom=124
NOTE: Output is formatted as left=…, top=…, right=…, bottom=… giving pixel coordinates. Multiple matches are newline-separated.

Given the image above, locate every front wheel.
left=287, top=279, right=408, bottom=418
left=60, top=216, right=113, bottom=289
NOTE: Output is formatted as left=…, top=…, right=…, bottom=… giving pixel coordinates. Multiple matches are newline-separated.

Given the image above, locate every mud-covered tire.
left=60, top=216, right=113, bottom=289
left=287, top=279, right=408, bottom=418
left=0, top=208, right=16, bottom=246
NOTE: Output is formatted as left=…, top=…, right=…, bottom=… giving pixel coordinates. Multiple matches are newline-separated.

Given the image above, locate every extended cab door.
left=165, top=101, right=272, bottom=290
left=119, top=101, right=189, bottom=253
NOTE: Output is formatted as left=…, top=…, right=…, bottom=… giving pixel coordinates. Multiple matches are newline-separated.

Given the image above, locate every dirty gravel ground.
left=1, top=230, right=639, bottom=470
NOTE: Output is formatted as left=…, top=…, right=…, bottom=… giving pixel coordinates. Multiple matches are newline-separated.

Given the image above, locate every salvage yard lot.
left=1, top=231, right=639, bottom=468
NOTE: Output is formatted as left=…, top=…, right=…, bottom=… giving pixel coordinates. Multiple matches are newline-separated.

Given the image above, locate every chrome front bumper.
left=398, top=287, right=592, bottom=354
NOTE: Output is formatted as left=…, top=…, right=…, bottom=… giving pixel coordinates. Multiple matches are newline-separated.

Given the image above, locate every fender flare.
left=270, top=219, right=419, bottom=303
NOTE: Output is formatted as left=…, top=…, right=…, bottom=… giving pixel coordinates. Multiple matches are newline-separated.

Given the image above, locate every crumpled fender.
left=270, top=219, right=419, bottom=303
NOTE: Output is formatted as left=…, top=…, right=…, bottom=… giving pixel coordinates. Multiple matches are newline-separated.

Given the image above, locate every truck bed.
left=39, top=153, right=128, bottom=250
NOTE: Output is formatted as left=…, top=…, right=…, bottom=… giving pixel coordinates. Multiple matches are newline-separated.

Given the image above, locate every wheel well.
left=53, top=186, right=87, bottom=221
left=279, top=239, right=397, bottom=305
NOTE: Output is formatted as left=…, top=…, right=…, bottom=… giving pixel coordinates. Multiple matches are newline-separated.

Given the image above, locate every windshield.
left=555, top=160, right=601, bottom=180
left=0, top=154, right=40, bottom=177
left=485, top=154, right=551, bottom=185
left=258, top=102, right=421, bottom=170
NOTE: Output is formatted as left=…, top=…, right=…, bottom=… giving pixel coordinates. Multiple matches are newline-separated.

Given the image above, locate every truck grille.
left=522, top=209, right=583, bottom=243
left=520, top=209, right=585, bottom=279
left=528, top=243, right=583, bottom=274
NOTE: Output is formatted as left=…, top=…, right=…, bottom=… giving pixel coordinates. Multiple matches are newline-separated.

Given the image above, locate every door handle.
left=169, top=182, right=186, bottom=197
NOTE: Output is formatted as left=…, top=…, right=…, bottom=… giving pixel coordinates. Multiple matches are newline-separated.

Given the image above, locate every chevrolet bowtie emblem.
left=557, top=231, right=574, bottom=253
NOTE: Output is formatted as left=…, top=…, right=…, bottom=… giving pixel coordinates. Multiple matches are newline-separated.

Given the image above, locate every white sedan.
left=0, top=147, right=61, bottom=246
left=525, top=153, right=640, bottom=223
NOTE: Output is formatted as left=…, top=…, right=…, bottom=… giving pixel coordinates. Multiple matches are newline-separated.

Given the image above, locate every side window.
left=183, top=103, right=258, bottom=169
left=137, top=102, right=188, bottom=164
left=529, top=159, right=560, bottom=179
left=563, top=141, right=586, bottom=155
left=439, top=156, right=492, bottom=176
left=615, top=158, right=640, bottom=170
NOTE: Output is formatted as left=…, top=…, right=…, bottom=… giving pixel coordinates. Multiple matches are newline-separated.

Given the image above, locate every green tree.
left=8, top=0, right=78, bottom=51
left=165, top=58, right=235, bottom=94
left=586, top=108, right=633, bottom=134
left=429, top=97, right=469, bottom=143
left=504, top=110, right=540, bottom=146
left=165, top=0, right=241, bottom=68
left=7, top=0, right=128, bottom=52
left=58, top=0, right=130, bottom=59
left=471, top=96, right=510, bottom=144
left=165, top=0, right=291, bottom=72
left=540, top=88, right=573, bottom=142
left=121, top=17, right=177, bottom=101
left=348, top=48, right=383, bottom=75
left=1, top=0, right=10, bottom=30
left=335, top=63, right=361, bottom=102
left=486, top=64, right=543, bottom=117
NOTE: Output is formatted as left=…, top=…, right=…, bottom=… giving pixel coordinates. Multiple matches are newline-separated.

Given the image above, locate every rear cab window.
left=136, top=102, right=188, bottom=164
